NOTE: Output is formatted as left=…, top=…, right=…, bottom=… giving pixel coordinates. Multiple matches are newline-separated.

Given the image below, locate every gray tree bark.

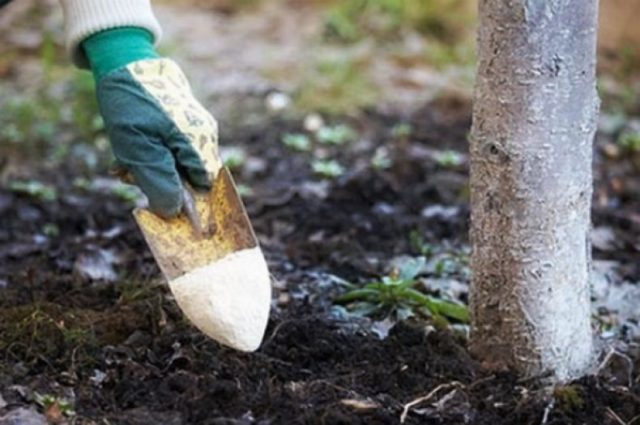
left=469, top=0, right=599, bottom=382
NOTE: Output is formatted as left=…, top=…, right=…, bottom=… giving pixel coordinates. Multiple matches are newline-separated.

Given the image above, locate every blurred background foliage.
left=0, top=0, right=638, bottom=177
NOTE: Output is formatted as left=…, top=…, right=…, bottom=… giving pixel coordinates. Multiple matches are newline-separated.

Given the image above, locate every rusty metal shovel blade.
left=133, top=168, right=271, bottom=351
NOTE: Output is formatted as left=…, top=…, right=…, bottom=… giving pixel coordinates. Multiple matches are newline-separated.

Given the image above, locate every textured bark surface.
left=469, top=0, right=599, bottom=381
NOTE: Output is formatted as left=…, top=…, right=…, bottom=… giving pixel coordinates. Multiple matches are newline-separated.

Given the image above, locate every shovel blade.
left=134, top=168, right=271, bottom=351
left=133, top=167, right=258, bottom=281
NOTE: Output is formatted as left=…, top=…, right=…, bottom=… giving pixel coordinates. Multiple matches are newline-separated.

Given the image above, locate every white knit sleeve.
left=59, top=0, right=163, bottom=68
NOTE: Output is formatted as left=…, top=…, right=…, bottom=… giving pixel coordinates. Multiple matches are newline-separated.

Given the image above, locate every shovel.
left=133, top=167, right=271, bottom=351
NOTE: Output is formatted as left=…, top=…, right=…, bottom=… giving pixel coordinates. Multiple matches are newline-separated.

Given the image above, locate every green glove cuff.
left=82, top=27, right=160, bottom=82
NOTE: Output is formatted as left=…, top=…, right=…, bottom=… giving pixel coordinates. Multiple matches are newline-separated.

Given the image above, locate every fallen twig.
left=605, top=406, right=627, bottom=425
left=628, top=414, right=640, bottom=425
left=400, top=381, right=463, bottom=424
left=540, top=399, right=555, bottom=425
left=598, top=346, right=634, bottom=388
left=468, top=374, right=496, bottom=390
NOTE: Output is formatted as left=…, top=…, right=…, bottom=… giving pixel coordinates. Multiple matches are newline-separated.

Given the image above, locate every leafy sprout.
left=336, top=257, right=469, bottom=323
left=312, top=159, right=345, bottom=179
left=429, top=251, right=470, bottom=279
left=324, top=0, right=474, bottom=44
left=236, top=184, right=254, bottom=197
left=409, top=230, right=435, bottom=258
left=317, top=124, right=356, bottom=145
left=371, top=147, right=392, bottom=170
left=9, top=180, right=57, bottom=202
left=391, top=123, right=413, bottom=138
left=434, top=150, right=464, bottom=168
left=617, top=131, right=640, bottom=153
left=42, top=223, right=60, bottom=237
left=222, top=147, right=247, bottom=170
left=282, top=133, right=312, bottom=152
left=110, top=184, right=141, bottom=202
left=35, top=393, right=76, bottom=417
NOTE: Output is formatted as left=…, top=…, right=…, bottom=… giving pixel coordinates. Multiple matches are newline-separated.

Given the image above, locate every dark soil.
left=1, top=98, right=640, bottom=425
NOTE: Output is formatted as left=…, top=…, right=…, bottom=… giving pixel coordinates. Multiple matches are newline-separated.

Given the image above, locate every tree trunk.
left=469, top=0, right=599, bottom=382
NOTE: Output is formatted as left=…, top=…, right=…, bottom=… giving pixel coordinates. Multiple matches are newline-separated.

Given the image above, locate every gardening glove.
left=83, top=27, right=222, bottom=217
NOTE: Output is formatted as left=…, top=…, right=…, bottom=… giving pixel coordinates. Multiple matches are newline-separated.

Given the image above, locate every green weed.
left=312, top=159, right=345, bottom=179
left=70, top=72, right=103, bottom=139
left=391, top=123, right=412, bottom=139
left=0, top=37, right=105, bottom=168
left=116, top=280, right=154, bottom=305
left=554, top=385, right=585, bottom=412
left=282, top=133, right=312, bottom=152
left=42, top=223, right=60, bottom=237
left=295, top=56, right=378, bottom=114
left=371, top=147, right=392, bottom=170
left=222, top=147, right=247, bottom=170
left=8, top=180, right=57, bottom=201
left=0, top=304, right=99, bottom=373
left=429, top=251, right=470, bottom=279
left=409, top=230, right=435, bottom=258
left=35, top=393, right=76, bottom=417
left=434, top=150, right=464, bottom=168
left=110, top=184, right=141, bottom=203
left=236, top=184, right=254, bottom=197
left=336, top=257, right=469, bottom=323
left=424, top=40, right=476, bottom=70
left=617, top=131, right=640, bottom=153
left=324, top=0, right=474, bottom=44
left=317, top=124, right=357, bottom=145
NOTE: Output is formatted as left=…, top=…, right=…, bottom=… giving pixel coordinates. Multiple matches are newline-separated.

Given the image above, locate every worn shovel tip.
left=168, top=246, right=272, bottom=351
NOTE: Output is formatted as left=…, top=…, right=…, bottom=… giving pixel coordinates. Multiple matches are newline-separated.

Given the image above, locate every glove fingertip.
left=185, top=171, right=212, bottom=192
left=148, top=188, right=183, bottom=219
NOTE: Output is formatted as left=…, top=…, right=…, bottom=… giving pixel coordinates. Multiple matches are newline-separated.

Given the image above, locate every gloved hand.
left=83, top=28, right=221, bottom=217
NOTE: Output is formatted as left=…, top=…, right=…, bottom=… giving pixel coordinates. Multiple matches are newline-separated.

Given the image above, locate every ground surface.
left=1, top=1, right=640, bottom=424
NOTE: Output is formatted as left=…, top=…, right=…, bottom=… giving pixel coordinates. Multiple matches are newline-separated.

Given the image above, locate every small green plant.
left=391, top=123, right=412, bottom=139
left=409, top=230, right=435, bottom=258
left=282, top=133, right=312, bottom=152
left=429, top=251, right=470, bottom=279
left=8, top=180, right=57, bottom=201
left=61, top=325, right=96, bottom=347
left=424, top=41, right=476, bottom=70
left=72, top=177, right=92, bottom=190
left=110, top=184, right=140, bottom=202
left=0, top=96, right=60, bottom=149
left=618, top=44, right=640, bottom=81
left=222, top=147, right=247, bottom=170
left=337, top=257, right=469, bottom=322
left=312, top=159, right=345, bottom=179
left=236, top=184, right=254, bottom=197
left=295, top=56, right=378, bottom=114
left=0, top=45, right=107, bottom=169
left=35, top=393, right=76, bottom=418
left=317, top=124, right=356, bottom=145
left=554, top=385, right=585, bottom=412
left=371, top=147, right=392, bottom=170
left=434, top=150, right=464, bottom=168
left=70, top=71, right=102, bottom=139
left=324, top=0, right=474, bottom=44
left=42, top=223, right=60, bottom=237
left=117, top=280, right=154, bottom=305
left=617, top=131, right=640, bottom=153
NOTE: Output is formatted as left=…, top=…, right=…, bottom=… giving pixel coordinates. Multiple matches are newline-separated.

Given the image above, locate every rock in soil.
left=0, top=408, right=48, bottom=425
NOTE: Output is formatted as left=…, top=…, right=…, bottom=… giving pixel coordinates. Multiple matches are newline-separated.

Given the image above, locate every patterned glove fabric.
left=83, top=28, right=221, bottom=217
